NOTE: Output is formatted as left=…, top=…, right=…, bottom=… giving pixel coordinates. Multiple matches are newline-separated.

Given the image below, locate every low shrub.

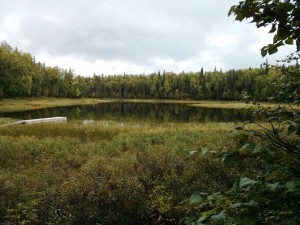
left=0, top=121, right=236, bottom=224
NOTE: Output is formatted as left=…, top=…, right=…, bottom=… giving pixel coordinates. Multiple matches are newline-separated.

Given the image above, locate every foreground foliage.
left=0, top=121, right=237, bottom=225
left=229, top=0, right=300, bottom=56
left=185, top=1, right=298, bottom=224
left=185, top=67, right=299, bottom=224
left=187, top=103, right=300, bottom=224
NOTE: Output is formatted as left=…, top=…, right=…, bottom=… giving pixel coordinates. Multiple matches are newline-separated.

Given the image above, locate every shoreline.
left=0, top=98, right=297, bottom=113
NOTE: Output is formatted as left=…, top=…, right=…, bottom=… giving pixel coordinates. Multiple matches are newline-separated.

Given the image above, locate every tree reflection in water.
left=1, top=102, right=255, bottom=123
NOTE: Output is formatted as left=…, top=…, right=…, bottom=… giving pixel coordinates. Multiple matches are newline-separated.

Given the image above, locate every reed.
left=0, top=98, right=113, bottom=113
left=0, top=120, right=237, bottom=224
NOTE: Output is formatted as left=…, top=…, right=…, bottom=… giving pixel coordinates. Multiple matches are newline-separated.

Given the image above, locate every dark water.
left=0, top=102, right=254, bottom=123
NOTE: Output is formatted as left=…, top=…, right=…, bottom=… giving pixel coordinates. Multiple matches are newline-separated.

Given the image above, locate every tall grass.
left=0, top=120, right=237, bottom=224
left=0, top=98, right=110, bottom=113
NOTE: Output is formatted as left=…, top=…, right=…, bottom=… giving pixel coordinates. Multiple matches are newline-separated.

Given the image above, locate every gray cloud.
left=0, top=0, right=295, bottom=75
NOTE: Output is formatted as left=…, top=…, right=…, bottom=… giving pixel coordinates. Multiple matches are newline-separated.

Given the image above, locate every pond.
left=0, top=102, right=256, bottom=123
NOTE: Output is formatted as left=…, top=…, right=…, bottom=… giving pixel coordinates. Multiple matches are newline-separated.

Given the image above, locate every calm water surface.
left=1, top=102, right=254, bottom=123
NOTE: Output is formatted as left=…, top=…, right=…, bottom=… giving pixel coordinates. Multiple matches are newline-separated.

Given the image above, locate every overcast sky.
left=0, top=0, right=296, bottom=76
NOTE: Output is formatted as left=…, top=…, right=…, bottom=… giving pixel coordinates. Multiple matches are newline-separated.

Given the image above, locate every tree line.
left=0, top=41, right=296, bottom=101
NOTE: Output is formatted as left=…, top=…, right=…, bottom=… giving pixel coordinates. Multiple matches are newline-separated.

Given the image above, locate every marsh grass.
left=187, top=100, right=300, bottom=110
left=0, top=98, right=113, bottom=113
left=0, top=120, right=237, bottom=224
left=0, top=117, right=17, bottom=125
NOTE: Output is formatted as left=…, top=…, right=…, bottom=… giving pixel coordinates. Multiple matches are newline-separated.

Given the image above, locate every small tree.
left=229, top=0, right=300, bottom=56
left=187, top=1, right=300, bottom=224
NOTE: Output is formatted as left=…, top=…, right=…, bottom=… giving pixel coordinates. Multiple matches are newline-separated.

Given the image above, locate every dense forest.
left=0, top=41, right=296, bottom=101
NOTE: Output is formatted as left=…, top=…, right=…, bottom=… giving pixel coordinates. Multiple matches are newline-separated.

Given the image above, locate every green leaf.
left=214, top=194, right=224, bottom=206
left=196, top=215, right=207, bottom=223
left=285, top=180, right=300, bottom=193
left=269, top=24, right=276, bottom=33
left=285, top=37, right=294, bottom=45
left=230, top=182, right=238, bottom=192
left=261, top=47, right=268, bottom=57
left=202, top=210, right=214, bottom=217
left=236, top=13, right=246, bottom=21
left=273, top=34, right=279, bottom=43
left=277, top=26, right=291, bottom=40
left=231, top=202, right=242, bottom=208
left=253, top=143, right=264, bottom=154
left=244, top=200, right=258, bottom=207
left=239, top=177, right=257, bottom=188
left=189, top=192, right=203, bottom=204
left=211, top=211, right=226, bottom=225
left=228, top=6, right=237, bottom=17
left=268, top=44, right=278, bottom=55
left=266, top=182, right=279, bottom=192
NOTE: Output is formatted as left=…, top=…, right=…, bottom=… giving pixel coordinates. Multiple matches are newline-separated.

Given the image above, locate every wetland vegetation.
left=0, top=98, right=298, bottom=224
left=0, top=119, right=238, bottom=224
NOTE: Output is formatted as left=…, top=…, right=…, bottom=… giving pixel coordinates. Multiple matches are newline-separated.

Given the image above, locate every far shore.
left=0, top=98, right=298, bottom=113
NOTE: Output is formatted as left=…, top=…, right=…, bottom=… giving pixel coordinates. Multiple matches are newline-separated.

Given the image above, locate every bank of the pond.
left=187, top=100, right=300, bottom=110
left=0, top=98, right=293, bottom=113
left=0, top=98, right=113, bottom=113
